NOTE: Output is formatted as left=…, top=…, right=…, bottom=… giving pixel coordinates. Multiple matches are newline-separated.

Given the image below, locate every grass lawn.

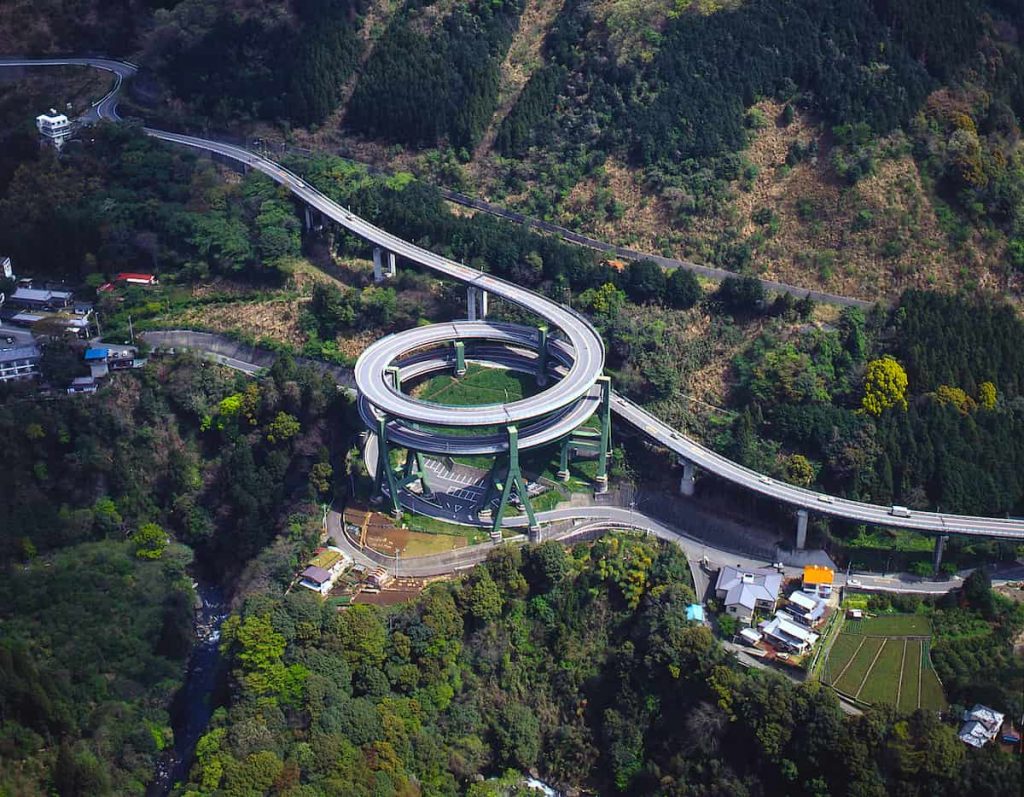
left=845, top=614, right=931, bottom=637
left=833, top=636, right=884, bottom=696
left=858, top=639, right=904, bottom=704
left=403, top=513, right=491, bottom=544
left=824, top=633, right=864, bottom=682
left=826, top=617, right=947, bottom=709
left=401, top=533, right=470, bottom=557
left=898, top=640, right=923, bottom=713
left=414, top=363, right=540, bottom=407
left=919, top=642, right=948, bottom=711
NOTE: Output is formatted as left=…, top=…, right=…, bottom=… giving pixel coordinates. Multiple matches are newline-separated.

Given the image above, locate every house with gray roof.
left=715, top=565, right=783, bottom=623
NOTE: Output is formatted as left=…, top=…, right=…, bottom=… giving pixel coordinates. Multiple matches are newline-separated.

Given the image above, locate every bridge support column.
left=491, top=425, right=538, bottom=538
left=466, top=287, right=488, bottom=321
left=594, top=375, right=612, bottom=495
left=536, top=325, right=549, bottom=386
left=386, top=366, right=401, bottom=393
left=305, top=205, right=313, bottom=231
left=386, top=251, right=397, bottom=279
left=795, top=509, right=809, bottom=550
left=557, top=437, right=572, bottom=482
left=933, top=535, right=948, bottom=575
left=679, top=459, right=696, bottom=496
left=373, top=247, right=384, bottom=282
left=401, top=449, right=432, bottom=498
left=454, top=340, right=466, bottom=376
left=372, top=416, right=402, bottom=518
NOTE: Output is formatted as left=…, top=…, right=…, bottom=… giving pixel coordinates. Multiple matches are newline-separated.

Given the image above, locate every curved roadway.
left=7, top=56, right=1024, bottom=542
left=355, top=321, right=593, bottom=427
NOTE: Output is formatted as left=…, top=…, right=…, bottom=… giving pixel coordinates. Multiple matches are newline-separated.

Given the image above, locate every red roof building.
left=114, top=273, right=158, bottom=285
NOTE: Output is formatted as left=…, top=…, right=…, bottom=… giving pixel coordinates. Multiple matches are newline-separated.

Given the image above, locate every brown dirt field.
left=364, top=526, right=469, bottom=557
left=355, top=584, right=426, bottom=605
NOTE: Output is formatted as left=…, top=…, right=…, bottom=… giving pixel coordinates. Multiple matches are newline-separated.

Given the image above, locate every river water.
left=147, top=580, right=228, bottom=796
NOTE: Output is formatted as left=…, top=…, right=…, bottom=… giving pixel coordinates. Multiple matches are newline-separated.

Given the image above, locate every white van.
left=889, top=505, right=912, bottom=518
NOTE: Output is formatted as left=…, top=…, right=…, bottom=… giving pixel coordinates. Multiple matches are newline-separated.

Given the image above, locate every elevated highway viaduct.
left=7, top=57, right=1024, bottom=569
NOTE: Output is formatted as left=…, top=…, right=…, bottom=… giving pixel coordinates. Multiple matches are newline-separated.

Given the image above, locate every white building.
left=298, top=546, right=352, bottom=595
left=0, top=344, right=41, bottom=383
left=959, top=705, right=1005, bottom=748
left=783, top=590, right=827, bottom=626
left=36, top=111, right=72, bottom=148
left=1, top=256, right=13, bottom=280
left=760, top=612, right=819, bottom=653
left=715, top=565, right=783, bottom=623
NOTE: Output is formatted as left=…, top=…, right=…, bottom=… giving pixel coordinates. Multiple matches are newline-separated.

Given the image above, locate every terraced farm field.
left=824, top=614, right=946, bottom=710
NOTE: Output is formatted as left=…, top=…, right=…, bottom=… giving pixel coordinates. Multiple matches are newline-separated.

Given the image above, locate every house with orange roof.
left=802, top=565, right=835, bottom=598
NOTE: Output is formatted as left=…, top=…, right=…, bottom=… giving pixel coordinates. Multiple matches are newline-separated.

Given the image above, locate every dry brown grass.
left=559, top=158, right=675, bottom=252
left=721, top=100, right=965, bottom=300
left=685, top=312, right=766, bottom=408
left=161, top=258, right=381, bottom=356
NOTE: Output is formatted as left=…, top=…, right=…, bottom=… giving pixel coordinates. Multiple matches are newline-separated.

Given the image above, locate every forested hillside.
left=346, top=0, right=525, bottom=148
left=0, top=357, right=350, bottom=795
left=0, top=124, right=302, bottom=284
left=8, top=0, right=1024, bottom=300
left=183, top=536, right=1021, bottom=795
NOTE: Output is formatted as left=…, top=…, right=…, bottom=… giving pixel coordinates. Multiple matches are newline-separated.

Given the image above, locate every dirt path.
left=895, top=638, right=908, bottom=707
left=472, top=0, right=565, bottom=160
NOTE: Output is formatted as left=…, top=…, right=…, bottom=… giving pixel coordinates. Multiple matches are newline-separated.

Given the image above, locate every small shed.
left=739, top=628, right=762, bottom=646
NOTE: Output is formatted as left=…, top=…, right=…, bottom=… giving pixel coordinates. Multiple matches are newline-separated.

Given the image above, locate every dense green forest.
left=346, top=0, right=524, bottom=149
left=0, top=356, right=350, bottom=795
left=183, top=537, right=1021, bottom=796
left=0, top=124, right=301, bottom=284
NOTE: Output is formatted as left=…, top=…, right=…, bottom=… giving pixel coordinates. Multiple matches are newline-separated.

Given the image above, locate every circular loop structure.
left=355, top=320, right=604, bottom=455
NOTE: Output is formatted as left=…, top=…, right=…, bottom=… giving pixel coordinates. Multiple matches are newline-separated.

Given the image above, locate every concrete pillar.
left=529, top=525, right=542, bottom=543
left=386, top=251, right=397, bottom=278
left=795, top=509, right=809, bottom=550
left=467, top=287, right=478, bottom=321
left=304, top=206, right=312, bottom=231
left=479, top=289, right=488, bottom=319
left=454, top=341, right=466, bottom=376
left=679, top=460, right=696, bottom=496
left=373, top=247, right=383, bottom=282
left=932, top=535, right=948, bottom=575
left=536, top=325, right=549, bottom=386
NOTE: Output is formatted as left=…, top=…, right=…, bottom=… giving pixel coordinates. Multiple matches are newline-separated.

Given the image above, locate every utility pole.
left=127, top=314, right=135, bottom=345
